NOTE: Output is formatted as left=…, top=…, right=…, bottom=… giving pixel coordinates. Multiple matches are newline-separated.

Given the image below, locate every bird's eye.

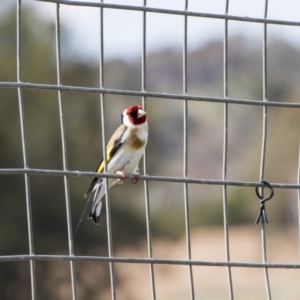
left=128, top=110, right=137, bottom=117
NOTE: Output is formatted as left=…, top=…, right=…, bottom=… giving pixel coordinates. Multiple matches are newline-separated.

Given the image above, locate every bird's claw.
left=131, top=174, right=140, bottom=184
left=115, top=171, right=127, bottom=184
left=115, top=171, right=140, bottom=184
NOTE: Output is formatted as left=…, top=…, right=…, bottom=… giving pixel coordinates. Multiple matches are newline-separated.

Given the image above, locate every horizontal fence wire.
left=1, top=254, right=300, bottom=269
left=1, top=168, right=300, bottom=189
left=3, top=0, right=300, bottom=299
left=2, top=81, right=300, bottom=108
left=36, top=0, right=300, bottom=27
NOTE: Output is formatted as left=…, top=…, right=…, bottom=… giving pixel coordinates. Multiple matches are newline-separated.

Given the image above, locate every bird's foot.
left=131, top=174, right=140, bottom=184
left=115, top=170, right=127, bottom=184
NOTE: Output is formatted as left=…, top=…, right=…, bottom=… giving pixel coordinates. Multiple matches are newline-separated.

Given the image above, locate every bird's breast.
left=108, top=147, right=144, bottom=174
left=127, top=128, right=148, bottom=150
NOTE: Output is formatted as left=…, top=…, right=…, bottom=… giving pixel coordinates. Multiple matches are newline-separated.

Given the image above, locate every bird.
left=84, top=104, right=148, bottom=225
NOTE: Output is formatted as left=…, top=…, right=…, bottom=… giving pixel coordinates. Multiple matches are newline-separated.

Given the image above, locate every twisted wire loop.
left=255, top=181, right=274, bottom=224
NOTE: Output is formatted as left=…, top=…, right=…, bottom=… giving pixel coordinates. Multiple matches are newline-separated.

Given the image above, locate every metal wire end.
left=255, top=180, right=274, bottom=224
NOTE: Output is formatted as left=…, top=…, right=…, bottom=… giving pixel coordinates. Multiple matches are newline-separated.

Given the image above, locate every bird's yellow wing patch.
left=95, top=125, right=128, bottom=174
left=96, top=143, right=115, bottom=173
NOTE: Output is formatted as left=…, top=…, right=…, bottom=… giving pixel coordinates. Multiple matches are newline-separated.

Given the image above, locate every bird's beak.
left=138, top=109, right=147, bottom=118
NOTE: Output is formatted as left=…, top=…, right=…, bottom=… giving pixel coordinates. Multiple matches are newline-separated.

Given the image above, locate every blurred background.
left=1, top=0, right=300, bottom=299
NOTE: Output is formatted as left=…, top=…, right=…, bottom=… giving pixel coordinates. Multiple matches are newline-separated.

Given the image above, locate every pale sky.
left=27, top=0, right=300, bottom=61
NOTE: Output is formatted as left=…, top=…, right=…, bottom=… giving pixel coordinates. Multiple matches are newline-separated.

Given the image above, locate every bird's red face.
left=125, top=105, right=147, bottom=125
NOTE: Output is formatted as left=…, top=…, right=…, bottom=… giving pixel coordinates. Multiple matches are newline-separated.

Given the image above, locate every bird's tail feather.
left=89, top=179, right=105, bottom=224
left=74, top=193, right=93, bottom=234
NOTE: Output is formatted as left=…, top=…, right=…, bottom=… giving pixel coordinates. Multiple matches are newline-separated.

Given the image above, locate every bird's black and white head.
left=121, top=105, right=147, bottom=127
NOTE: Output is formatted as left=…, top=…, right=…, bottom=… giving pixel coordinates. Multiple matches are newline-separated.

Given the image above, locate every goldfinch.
left=85, top=105, right=148, bottom=224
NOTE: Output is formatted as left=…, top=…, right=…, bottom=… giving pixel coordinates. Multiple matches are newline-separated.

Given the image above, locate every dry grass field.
left=109, top=225, right=300, bottom=300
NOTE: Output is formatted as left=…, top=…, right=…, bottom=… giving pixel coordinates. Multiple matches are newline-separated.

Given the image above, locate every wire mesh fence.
left=1, top=0, right=300, bottom=299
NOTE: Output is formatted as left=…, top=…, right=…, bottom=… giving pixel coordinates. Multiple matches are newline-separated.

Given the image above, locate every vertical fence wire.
left=16, top=1, right=37, bottom=299
left=55, top=4, right=77, bottom=299
left=99, top=2, right=117, bottom=299
left=222, top=1, right=234, bottom=299
left=260, top=1, right=272, bottom=299
left=182, top=1, right=195, bottom=300
left=141, top=1, right=157, bottom=300
left=297, top=135, right=300, bottom=290
left=296, top=3, right=300, bottom=295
